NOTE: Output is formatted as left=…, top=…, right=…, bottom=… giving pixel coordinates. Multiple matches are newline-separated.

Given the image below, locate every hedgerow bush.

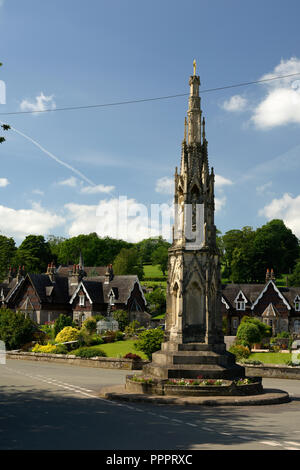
left=55, top=326, right=80, bottom=343
left=134, top=328, right=164, bottom=360
left=82, top=317, right=97, bottom=334
left=229, top=344, right=251, bottom=360
left=0, top=309, right=38, bottom=350
left=71, top=347, right=107, bottom=358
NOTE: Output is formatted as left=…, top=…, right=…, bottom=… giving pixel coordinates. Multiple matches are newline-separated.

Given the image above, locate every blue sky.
left=1, top=0, right=300, bottom=243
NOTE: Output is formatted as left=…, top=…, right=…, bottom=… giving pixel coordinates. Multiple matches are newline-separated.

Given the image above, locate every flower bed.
left=125, top=375, right=263, bottom=396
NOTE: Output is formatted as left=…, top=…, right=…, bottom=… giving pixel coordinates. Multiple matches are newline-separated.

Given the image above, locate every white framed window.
left=295, top=296, right=300, bottom=311
left=294, top=320, right=300, bottom=333
left=236, top=301, right=245, bottom=311
left=79, top=295, right=85, bottom=307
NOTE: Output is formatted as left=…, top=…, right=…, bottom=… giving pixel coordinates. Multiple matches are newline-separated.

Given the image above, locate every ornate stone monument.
left=143, top=62, right=244, bottom=380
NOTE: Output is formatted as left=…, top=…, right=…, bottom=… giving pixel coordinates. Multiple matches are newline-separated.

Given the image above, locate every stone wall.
left=240, top=363, right=300, bottom=380
left=7, top=351, right=148, bottom=370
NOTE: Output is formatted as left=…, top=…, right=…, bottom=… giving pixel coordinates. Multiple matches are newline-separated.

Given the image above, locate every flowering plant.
left=234, top=378, right=254, bottom=385
left=165, top=378, right=224, bottom=386
left=131, top=375, right=153, bottom=384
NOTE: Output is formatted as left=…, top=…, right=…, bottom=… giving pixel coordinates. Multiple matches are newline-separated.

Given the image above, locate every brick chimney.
left=104, top=264, right=114, bottom=284
left=46, top=261, right=57, bottom=282
left=265, top=268, right=270, bottom=283
left=270, top=268, right=276, bottom=281
left=68, top=263, right=83, bottom=286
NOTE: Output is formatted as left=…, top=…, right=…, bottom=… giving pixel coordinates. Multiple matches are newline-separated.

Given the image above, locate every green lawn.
left=249, top=352, right=291, bottom=364
left=77, top=339, right=148, bottom=360
left=143, top=264, right=166, bottom=279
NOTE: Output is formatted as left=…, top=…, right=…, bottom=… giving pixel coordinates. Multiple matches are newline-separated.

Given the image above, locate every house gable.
left=251, top=280, right=290, bottom=317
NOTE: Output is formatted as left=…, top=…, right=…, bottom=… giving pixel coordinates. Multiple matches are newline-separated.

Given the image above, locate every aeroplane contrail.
left=0, top=121, right=96, bottom=187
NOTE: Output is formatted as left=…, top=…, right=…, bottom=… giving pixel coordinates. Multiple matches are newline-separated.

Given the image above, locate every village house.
left=1, top=261, right=149, bottom=327
left=222, top=269, right=300, bottom=336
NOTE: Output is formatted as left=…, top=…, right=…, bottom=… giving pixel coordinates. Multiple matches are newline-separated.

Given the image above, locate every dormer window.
left=295, top=296, right=300, bottom=312
left=79, top=294, right=85, bottom=307
left=236, top=301, right=245, bottom=311
left=234, top=290, right=247, bottom=311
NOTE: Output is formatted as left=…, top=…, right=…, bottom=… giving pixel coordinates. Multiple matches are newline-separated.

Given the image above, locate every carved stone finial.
left=193, top=59, right=196, bottom=76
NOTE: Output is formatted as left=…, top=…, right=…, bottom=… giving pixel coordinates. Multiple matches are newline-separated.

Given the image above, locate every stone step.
left=144, top=363, right=245, bottom=380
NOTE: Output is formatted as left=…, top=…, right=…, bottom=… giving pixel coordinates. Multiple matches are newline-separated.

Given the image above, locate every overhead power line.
left=0, top=72, right=300, bottom=116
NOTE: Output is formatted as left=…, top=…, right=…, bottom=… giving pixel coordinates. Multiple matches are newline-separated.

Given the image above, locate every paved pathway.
left=1, top=359, right=300, bottom=450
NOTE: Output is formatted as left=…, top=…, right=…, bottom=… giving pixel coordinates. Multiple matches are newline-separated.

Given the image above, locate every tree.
left=145, top=288, right=166, bottom=315
left=288, top=260, right=300, bottom=286
left=240, top=316, right=271, bottom=339
left=14, top=235, right=52, bottom=273
left=112, top=310, right=129, bottom=331
left=151, top=246, right=168, bottom=275
left=56, top=233, right=132, bottom=266
left=134, top=328, right=164, bottom=359
left=0, top=309, right=37, bottom=350
left=137, top=237, right=170, bottom=265
left=252, top=219, right=299, bottom=281
left=113, top=247, right=144, bottom=280
left=236, top=322, right=261, bottom=348
left=0, top=235, right=17, bottom=281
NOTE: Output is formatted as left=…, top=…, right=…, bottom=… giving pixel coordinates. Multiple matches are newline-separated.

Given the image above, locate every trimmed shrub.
left=236, top=322, right=261, bottom=348
left=134, top=328, right=164, bottom=360
left=123, top=353, right=142, bottom=360
left=103, top=330, right=117, bottom=343
left=82, top=317, right=97, bottom=334
left=54, top=314, right=75, bottom=337
left=31, top=343, right=68, bottom=354
left=55, top=326, right=80, bottom=343
left=71, top=347, right=107, bottom=358
left=228, top=344, right=251, bottom=360
left=124, top=320, right=142, bottom=338
left=0, top=309, right=38, bottom=350
left=115, top=330, right=124, bottom=341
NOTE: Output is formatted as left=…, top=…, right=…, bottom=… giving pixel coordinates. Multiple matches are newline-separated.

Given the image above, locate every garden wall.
left=6, top=351, right=149, bottom=370
left=240, top=363, right=300, bottom=380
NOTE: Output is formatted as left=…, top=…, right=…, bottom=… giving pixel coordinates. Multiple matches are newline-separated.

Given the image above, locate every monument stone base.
left=143, top=341, right=245, bottom=380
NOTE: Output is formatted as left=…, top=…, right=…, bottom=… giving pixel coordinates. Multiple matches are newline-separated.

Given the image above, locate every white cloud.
left=20, top=92, right=56, bottom=113
left=57, top=176, right=78, bottom=187
left=0, top=202, right=64, bottom=240
left=252, top=57, right=300, bottom=129
left=80, top=184, right=115, bottom=194
left=65, top=197, right=173, bottom=242
left=0, top=177, right=9, bottom=187
left=32, top=189, right=44, bottom=196
left=214, top=174, right=233, bottom=188
left=256, top=181, right=273, bottom=195
left=221, top=95, right=248, bottom=112
left=155, top=176, right=174, bottom=195
left=259, top=193, right=300, bottom=237
left=215, top=196, right=226, bottom=213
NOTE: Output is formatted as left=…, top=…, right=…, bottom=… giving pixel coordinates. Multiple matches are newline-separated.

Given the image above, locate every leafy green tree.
left=240, top=316, right=271, bottom=339
left=112, top=309, right=129, bottom=331
left=252, top=219, right=299, bottom=282
left=151, top=246, right=168, bottom=276
left=113, top=247, right=144, bottom=280
left=56, top=233, right=132, bottom=266
left=145, top=288, right=166, bottom=315
left=288, top=260, right=300, bottom=286
left=13, top=235, right=52, bottom=273
left=0, top=309, right=37, bottom=350
left=0, top=235, right=17, bottom=281
left=137, top=237, right=170, bottom=265
left=134, top=328, right=164, bottom=359
left=236, top=322, right=261, bottom=348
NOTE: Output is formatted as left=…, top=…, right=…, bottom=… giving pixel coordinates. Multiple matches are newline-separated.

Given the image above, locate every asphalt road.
left=1, top=359, right=300, bottom=450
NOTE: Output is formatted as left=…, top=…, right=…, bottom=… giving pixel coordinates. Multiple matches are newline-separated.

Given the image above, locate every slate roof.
left=56, top=265, right=108, bottom=277
left=70, top=275, right=143, bottom=305
left=222, top=282, right=300, bottom=312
